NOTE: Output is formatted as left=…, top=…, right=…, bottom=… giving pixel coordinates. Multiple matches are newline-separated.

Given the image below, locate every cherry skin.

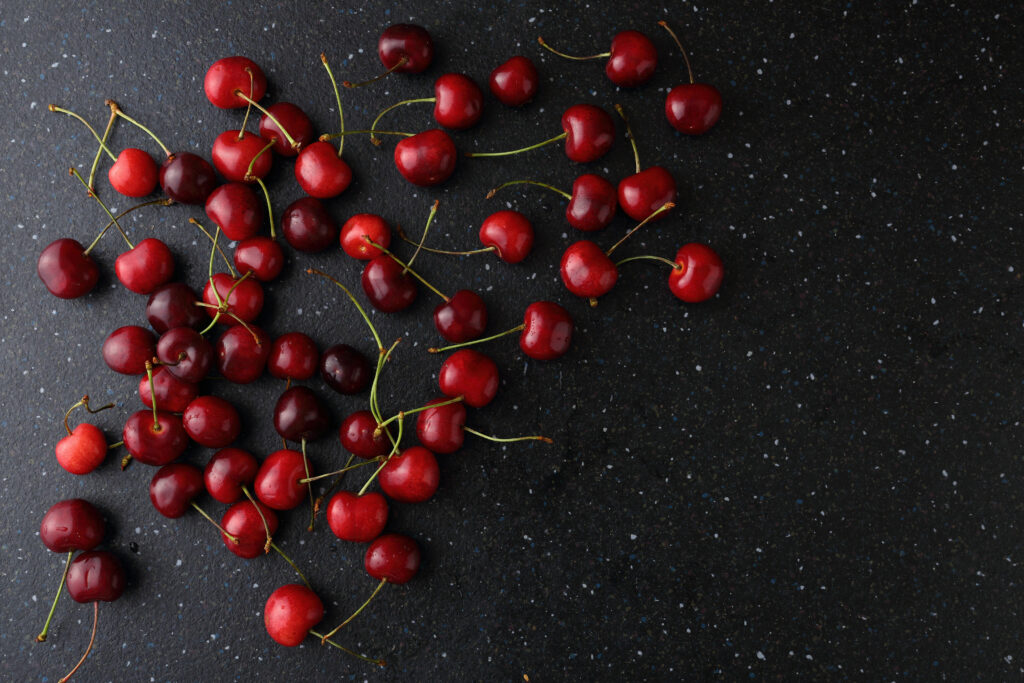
left=605, top=30, right=658, bottom=87
left=434, top=289, right=487, bottom=343
left=234, top=237, right=285, bottom=282
left=274, top=386, right=330, bottom=442
left=416, top=398, right=466, bottom=454
left=519, top=301, right=573, bottom=360
left=567, top=174, right=617, bottom=231
left=183, top=395, right=241, bottom=448
left=560, top=104, right=615, bottom=163
left=66, top=550, right=125, bottom=603
left=147, top=282, right=204, bottom=333
left=157, top=326, right=213, bottom=383
left=618, top=166, right=677, bottom=222
left=294, top=141, right=352, bottom=199
left=365, top=533, right=421, bottom=584
left=666, top=83, right=722, bottom=135
left=212, top=130, right=273, bottom=183
left=149, top=463, right=204, bottom=518
left=205, top=183, right=262, bottom=241
left=268, top=332, right=319, bottom=381
left=259, top=102, right=315, bottom=156
left=204, top=447, right=259, bottom=504
left=221, top=500, right=279, bottom=558
left=255, top=449, right=310, bottom=511
left=102, top=325, right=156, bottom=375
left=438, top=349, right=499, bottom=408
left=202, top=272, right=265, bottom=323
left=379, top=446, right=440, bottom=503
left=340, top=410, right=389, bottom=459
left=560, top=240, right=618, bottom=300
left=56, top=423, right=108, bottom=475
left=340, top=214, right=391, bottom=260
left=216, top=324, right=271, bottom=384
left=669, top=243, right=724, bottom=302
left=160, top=152, right=218, bottom=205
left=122, top=409, right=189, bottom=466
left=114, top=238, right=174, bottom=295
left=361, top=256, right=417, bottom=313
left=393, top=129, right=457, bottom=186
left=264, top=584, right=324, bottom=647
left=37, top=238, right=98, bottom=299
left=139, top=366, right=198, bottom=413
left=204, top=56, right=267, bottom=109
left=479, top=210, right=534, bottom=264
left=489, top=55, right=538, bottom=107
left=320, top=344, right=371, bottom=395
left=327, top=491, right=388, bottom=543
left=378, top=24, right=434, bottom=73
left=108, top=148, right=158, bottom=197
left=40, top=499, right=105, bottom=553
left=281, top=197, right=338, bottom=253
left=433, top=73, right=483, bottom=129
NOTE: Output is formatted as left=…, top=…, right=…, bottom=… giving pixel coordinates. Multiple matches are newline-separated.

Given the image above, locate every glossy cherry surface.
left=157, top=327, right=213, bottom=383
left=264, top=584, right=323, bottom=647
left=183, top=395, right=241, bottom=448
left=340, top=214, right=391, bottom=260
left=255, top=449, right=310, bottom=511
left=268, top=332, right=319, bottom=381
left=378, top=24, right=434, bottom=73
left=108, top=148, right=158, bottom=197
left=37, top=238, right=98, bottom=299
left=202, top=272, right=264, bottom=324
left=560, top=240, right=618, bottom=300
left=393, top=129, right=457, bottom=186
left=617, top=166, right=677, bottom=222
left=40, top=499, right=105, bottom=552
left=379, top=446, right=440, bottom=503
left=478, top=210, right=533, bottom=263
left=340, top=410, right=389, bottom=459
left=489, top=55, right=538, bottom=107
left=320, top=344, right=371, bottom=394
left=221, top=500, right=279, bottom=558
left=160, top=152, right=217, bottom=205
left=216, top=324, right=271, bottom=384
left=204, top=56, right=267, bottom=109
left=122, top=409, right=189, bottom=466
left=438, top=349, right=499, bottom=408
left=434, top=289, right=487, bottom=343
left=327, top=491, right=389, bottom=543
left=361, top=256, right=417, bottom=313
left=66, top=550, right=125, bottom=603
left=567, top=174, right=617, bottom=231
left=416, top=398, right=467, bottom=454
left=666, top=83, right=722, bottom=135
left=234, top=237, right=285, bottom=282
left=560, top=104, right=615, bottom=163
left=102, top=325, right=156, bottom=375
left=433, top=73, right=483, bottom=129
left=212, top=130, right=273, bottom=183
left=147, top=282, right=204, bottom=333
left=605, top=30, right=658, bottom=87
left=669, top=243, right=724, bottom=302
left=56, top=423, right=108, bottom=475
left=205, top=183, right=262, bottom=241
left=519, top=301, right=573, bottom=360
left=294, top=141, right=352, bottom=199
left=204, top=447, right=259, bottom=504
left=259, top=102, right=315, bottom=156
left=114, top=237, right=174, bottom=295
left=149, top=463, right=204, bottom=518
left=281, top=197, right=338, bottom=253
left=274, top=386, right=330, bottom=442
left=139, top=366, right=198, bottom=413
left=365, top=533, right=421, bottom=584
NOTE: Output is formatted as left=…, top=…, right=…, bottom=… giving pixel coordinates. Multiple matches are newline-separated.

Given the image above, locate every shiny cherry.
left=204, top=447, right=259, bottom=504
left=264, top=584, right=324, bottom=647
left=216, top=324, right=271, bottom=384
left=255, top=449, right=310, bottom=511
left=157, top=327, right=213, bottom=383
left=37, top=238, right=98, bottom=299
left=340, top=214, right=391, bottom=260
left=327, top=491, right=388, bottom=543
left=66, top=550, right=125, bottom=603
left=40, top=499, right=105, bottom=553
left=560, top=240, right=618, bottom=301
left=416, top=398, right=466, bottom=454
left=102, top=325, right=156, bottom=375
left=379, top=446, right=440, bottom=503
left=433, top=73, right=483, bottom=129
left=394, top=129, right=457, bottom=186
left=434, top=289, right=487, bottom=343
left=274, top=386, right=330, bottom=442
left=108, top=148, right=158, bottom=197
left=114, top=238, right=174, bottom=295
left=234, top=236, right=285, bottom=282
left=149, top=463, right=204, bottom=518
left=361, top=256, right=417, bottom=313
left=478, top=210, right=534, bottom=263
left=669, top=243, right=724, bottom=302
left=147, top=282, right=204, bottom=333
left=56, top=423, right=108, bottom=475
left=204, top=56, right=267, bottom=109
left=378, top=24, right=433, bottom=74
left=212, top=130, right=273, bottom=183
left=438, top=349, right=499, bottom=408
left=567, top=174, right=617, bottom=231
left=561, top=104, right=615, bottom=163
left=320, top=344, right=371, bottom=394
left=605, top=31, right=658, bottom=86
left=340, top=410, right=389, bottom=459
left=520, top=301, right=573, bottom=360
left=660, top=21, right=722, bottom=135
left=281, top=197, right=338, bottom=253
left=268, top=332, right=318, bottom=381
left=139, top=366, right=198, bottom=413
left=618, top=166, right=676, bottom=223
left=221, top=500, right=279, bottom=558
left=365, top=533, right=420, bottom=584
left=183, top=395, right=241, bottom=448
left=294, top=141, right=352, bottom=199
left=122, top=409, right=189, bottom=466
left=259, top=102, right=315, bottom=156
left=202, top=272, right=264, bottom=323
left=205, top=183, right=262, bottom=241
left=489, top=55, right=538, bottom=107
left=160, top=152, right=217, bottom=205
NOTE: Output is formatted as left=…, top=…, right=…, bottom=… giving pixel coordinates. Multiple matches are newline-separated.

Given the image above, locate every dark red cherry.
left=221, top=500, right=278, bottom=558
left=365, top=533, right=420, bottom=584
left=618, top=166, right=676, bottom=222
left=40, top=499, right=105, bottom=553
left=122, top=409, right=189, bottom=466
left=37, top=238, right=98, bottom=299
left=605, top=30, right=658, bottom=87
left=204, top=56, right=267, bottom=109
left=393, top=129, right=456, bottom=186
left=378, top=24, right=434, bottom=73
left=274, top=386, right=330, bottom=442
left=478, top=210, right=533, bottom=264
left=340, top=214, right=391, bottom=260
left=416, top=398, right=466, bottom=454
left=294, top=141, right=352, bottom=199
left=259, top=102, right=315, bottom=156
left=234, top=236, right=284, bottom=282
left=205, top=183, right=262, bottom=241
left=669, top=243, right=724, bottom=302
left=560, top=104, right=615, bottom=163
left=567, top=174, right=617, bottom=231
left=149, top=463, right=204, bottom=518
left=139, top=365, right=199, bottom=413
left=216, top=325, right=270, bottom=384
left=212, top=130, right=273, bottom=183
left=204, top=447, right=259, bottom=504
left=379, top=446, right=439, bottom=503
left=438, top=349, right=499, bottom=408
left=183, top=395, right=241, bottom=448
left=489, top=55, right=538, bottom=107
left=66, top=551, right=125, bottom=603
left=361, top=256, right=417, bottom=313
left=160, top=152, right=217, bottom=205
left=147, top=282, right=204, bottom=333
left=255, top=449, right=310, bottom=511
left=434, top=289, right=487, bottom=343
left=519, top=301, right=573, bottom=360
left=560, top=240, right=618, bottom=300
left=327, top=491, right=388, bottom=543
left=340, top=410, right=389, bottom=459
left=56, top=423, right=107, bottom=475
left=320, top=344, right=371, bottom=395
left=268, top=332, right=318, bottom=381
left=281, top=197, right=338, bottom=253
left=102, top=325, right=156, bottom=375
left=264, top=584, right=323, bottom=647
left=433, top=73, right=483, bottom=129
left=108, top=148, right=158, bottom=197
left=114, top=238, right=174, bottom=295
left=202, top=272, right=264, bottom=323
left=666, top=83, right=722, bottom=135
left=157, top=327, right=213, bottom=383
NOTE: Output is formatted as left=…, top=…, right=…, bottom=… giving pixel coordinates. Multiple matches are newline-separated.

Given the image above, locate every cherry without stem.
left=40, top=499, right=105, bottom=553
left=102, top=326, right=156, bottom=376
left=216, top=324, right=270, bottom=384
left=274, top=386, right=330, bottom=443
left=147, top=282, right=204, bottom=333
left=268, top=332, right=319, bottom=381
left=282, top=197, right=338, bottom=253
left=489, top=55, right=538, bottom=107
left=183, top=395, right=241, bottom=448
left=234, top=236, right=284, bottom=282
left=320, top=344, right=371, bottom=395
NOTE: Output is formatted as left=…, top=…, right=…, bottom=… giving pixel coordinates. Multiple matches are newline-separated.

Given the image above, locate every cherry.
left=416, top=398, right=466, bottom=454
left=149, top=463, right=204, bottom=518
left=160, top=152, right=218, bottom=205
left=294, top=141, right=353, bottom=199
left=614, top=103, right=676, bottom=222
left=37, top=238, right=99, bottom=299
left=157, top=327, right=212, bottom=382
left=268, top=332, right=319, bottom=381
left=147, top=282, right=204, bottom=333
left=560, top=240, right=618, bottom=301
left=183, top=395, right=241, bottom=448
left=255, top=449, right=310, bottom=511
left=113, top=237, right=174, bottom=295
left=108, top=148, right=158, bottom=197
left=205, top=183, right=262, bottom=241
left=212, top=130, right=273, bottom=183
left=216, top=324, right=270, bottom=384
left=379, top=446, right=440, bottom=503
left=320, top=344, right=371, bottom=395
left=122, top=409, right=189, bottom=466
left=365, top=533, right=420, bottom=584
left=139, top=366, right=198, bottom=413
left=202, top=272, right=264, bottom=324
left=394, top=129, right=457, bottom=186
left=478, top=210, right=534, bottom=263
left=519, top=301, right=573, bottom=360
left=669, top=243, right=724, bottom=302
left=40, top=499, right=105, bottom=553
left=264, top=584, right=324, bottom=647
left=281, top=197, right=338, bottom=253
left=373, top=74, right=482, bottom=134
left=221, top=499, right=279, bottom=558
left=361, top=256, right=417, bottom=313
left=438, top=349, right=499, bottom=408
left=55, top=396, right=114, bottom=475
left=327, top=491, right=388, bottom=543
left=489, top=55, right=538, bottom=107
left=102, top=325, right=156, bottom=375
left=377, top=24, right=433, bottom=74
left=274, top=386, right=330, bottom=442
left=66, top=550, right=125, bottom=603
left=489, top=173, right=616, bottom=232
left=434, top=289, right=487, bottom=343
left=204, top=447, right=259, bottom=504
left=340, top=410, right=389, bottom=459
left=204, top=56, right=267, bottom=109
left=234, top=236, right=284, bottom=282
left=539, top=30, right=656, bottom=87
left=340, top=214, right=391, bottom=260
left=467, top=104, right=613, bottom=163
left=259, top=102, right=315, bottom=156
left=660, top=21, right=722, bottom=135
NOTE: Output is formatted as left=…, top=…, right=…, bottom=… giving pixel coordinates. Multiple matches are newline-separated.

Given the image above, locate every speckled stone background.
left=1, top=1, right=1020, bottom=681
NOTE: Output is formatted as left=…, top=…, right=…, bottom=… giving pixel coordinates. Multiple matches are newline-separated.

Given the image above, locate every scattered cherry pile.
left=35, top=20, right=724, bottom=678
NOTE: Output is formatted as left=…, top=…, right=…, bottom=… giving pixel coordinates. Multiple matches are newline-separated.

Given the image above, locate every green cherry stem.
left=319, top=577, right=388, bottom=643
left=615, top=254, right=682, bottom=271
left=300, top=457, right=382, bottom=484
left=363, top=237, right=448, bottom=301
left=237, top=69, right=255, bottom=137
left=395, top=223, right=496, bottom=257
left=106, top=100, right=171, bottom=158
left=269, top=542, right=311, bottom=590
left=537, top=36, right=610, bottom=61
left=36, top=550, right=73, bottom=642
left=312, top=454, right=357, bottom=519
left=79, top=197, right=173, bottom=257
left=658, top=21, right=695, bottom=84
left=404, top=200, right=439, bottom=274
left=189, top=218, right=237, bottom=276
left=319, top=129, right=414, bottom=142
left=305, top=269, right=383, bottom=352
left=57, top=601, right=97, bottom=683
left=613, top=103, right=642, bottom=174
left=358, top=418, right=403, bottom=496
left=375, top=395, right=464, bottom=434
left=243, top=139, right=276, bottom=181
left=605, top=202, right=676, bottom=257
left=428, top=324, right=524, bottom=354
left=369, top=338, right=402, bottom=427
left=253, top=177, right=276, bottom=239
left=242, top=485, right=274, bottom=554
left=70, top=169, right=133, bottom=251
left=463, top=426, right=553, bottom=444
left=308, top=629, right=386, bottom=666
left=63, top=394, right=115, bottom=436
left=190, top=501, right=239, bottom=543
left=370, top=97, right=435, bottom=145
left=144, top=361, right=160, bottom=430
left=301, top=439, right=315, bottom=532
left=320, top=53, right=346, bottom=157
left=486, top=179, right=571, bottom=201
left=48, top=105, right=118, bottom=161
left=87, top=108, right=117, bottom=193
left=465, top=131, right=566, bottom=158
left=342, top=55, right=408, bottom=88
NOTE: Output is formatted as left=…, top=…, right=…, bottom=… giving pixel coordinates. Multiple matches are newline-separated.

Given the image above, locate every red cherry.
left=156, top=327, right=213, bottom=383
left=340, top=214, right=391, bottom=260
left=204, top=447, right=259, bottom=504
left=489, top=55, right=538, bottom=107
left=393, top=129, right=457, bottom=186
left=669, top=243, right=724, bottom=302
left=617, top=166, right=677, bottom=223
left=268, top=332, right=319, bottom=381
left=519, top=301, right=573, bottom=360
left=139, top=366, right=198, bottom=413
left=294, top=141, right=352, bottom=199
left=378, top=24, right=434, bottom=73
left=122, top=409, right=189, bottom=466
left=114, top=237, right=174, bottom=295
left=264, top=584, right=323, bottom=647
left=320, top=344, right=371, bottom=395
left=560, top=104, right=615, bottom=163
left=234, top=236, right=284, bottom=282
left=560, top=240, right=618, bottom=300
left=216, top=324, right=270, bottom=384
left=56, top=423, right=108, bottom=475
left=478, top=210, right=533, bottom=263
left=255, top=449, right=310, bottom=511
left=66, top=550, right=125, bottom=603
left=159, top=152, right=217, bottom=205
left=212, top=130, right=273, bottom=183
left=205, top=183, right=262, bottom=241
left=146, top=282, right=204, bottom=334
left=361, top=256, right=417, bottom=313
left=204, top=56, right=267, bottom=109
left=149, top=463, right=204, bottom=518
left=438, top=349, right=499, bottom=408
left=259, top=102, right=315, bottom=156
left=274, top=386, right=331, bottom=442
left=281, top=197, right=338, bottom=253
left=40, top=499, right=105, bottom=552
left=37, top=238, right=98, bottom=299
left=564, top=174, right=617, bottom=231
left=666, top=83, right=722, bottom=135
left=108, top=148, right=158, bottom=197
left=605, top=30, right=658, bottom=87
left=183, top=395, right=241, bottom=448
left=365, top=533, right=420, bottom=584
left=102, top=325, right=156, bottom=375
left=340, top=410, right=389, bottom=459
left=434, top=289, right=487, bottom=343
left=326, top=491, right=388, bottom=543
left=416, top=398, right=466, bottom=454
left=379, top=446, right=440, bottom=503
left=202, top=272, right=264, bottom=324
left=221, top=500, right=278, bottom=558
left=433, top=73, right=483, bottom=129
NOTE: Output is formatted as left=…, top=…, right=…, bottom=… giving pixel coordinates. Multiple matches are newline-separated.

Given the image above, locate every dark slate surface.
left=1, top=1, right=1021, bottom=681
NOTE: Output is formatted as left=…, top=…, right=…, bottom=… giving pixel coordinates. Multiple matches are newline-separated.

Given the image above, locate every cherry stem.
left=403, top=200, right=439, bottom=275
left=465, top=131, right=567, bottom=158
left=108, top=440, right=124, bottom=450
left=188, top=501, right=239, bottom=543
left=36, top=550, right=73, bottom=643
left=463, top=426, right=553, bottom=444
left=613, top=104, right=642, bottom=174
left=47, top=105, right=118, bottom=162
left=320, top=53, right=347, bottom=157
left=615, top=254, right=683, bottom=271
left=358, top=418, right=403, bottom=496
left=300, top=457, right=380, bottom=484
left=120, top=454, right=133, bottom=470
left=658, top=21, right=696, bottom=84
left=319, top=129, right=414, bottom=142
left=486, top=179, right=571, bottom=201
left=144, top=361, right=160, bottom=430
left=253, top=177, right=276, bottom=239
left=238, top=70, right=255, bottom=138
left=395, top=224, right=496, bottom=257
left=301, top=439, right=316, bottom=532
left=428, top=323, right=524, bottom=354
left=320, top=577, right=388, bottom=643
left=370, top=98, right=435, bottom=145
left=363, top=237, right=448, bottom=301
left=189, top=219, right=237, bottom=276
left=233, top=93, right=300, bottom=151
left=63, top=394, right=114, bottom=436
left=308, top=629, right=387, bottom=666
left=241, top=486, right=274, bottom=554
left=537, top=36, right=610, bottom=61
left=57, top=601, right=97, bottom=683
left=106, top=100, right=171, bottom=158
left=87, top=109, right=118, bottom=193
left=369, top=338, right=402, bottom=428
left=270, top=542, right=311, bottom=590
left=305, top=269, right=383, bottom=352
left=342, top=55, right=408, bottom=88
left=243, top=139, right=276, bottom=181
left=70, top=169, right=133, bottom=252
left=376, top=395, right=463, bottom=433
left=605, top=202, right=676, bottom=257
left=82, top=197, right=173, bottom=257
left=312, top=454, right=357, bottom=518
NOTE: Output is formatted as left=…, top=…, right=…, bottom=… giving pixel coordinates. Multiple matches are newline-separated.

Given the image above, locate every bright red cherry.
left=102, top=325, right=156, bottom=375
left=294, top=141, right=352, bottom=199
left=234, top=236, right=284, bottom=282
left=56, top=423, right=107, bottom=475
left=259, top=102, right=315, bottom=156
left=139, top=366, right=198, bottom=413
left=365, top=533, right=421, bottom=584
left=618, top=166, right=677, bottom=223
left=205, top=183, right=262, bottom=241
left=183, top=395, right=241, bottom=448
left=340, top=214, right=391, bottom=260
left=255, top=449, right=310, bottom=511
left=320, top=344, right=371, bottom=394
left=519, top=301, right=573, bottom=360
left=432, top=73, right=483, bottom=129
left=40, top=499, right=105, bottom=552
left=268, top=332, right=319, bottom=381
left=378, top=24, right=434, bottom=74
left=147, top=282, right=204, bottom=333
left=37, top=238, right=98, bottom=299
left=538, top=30, right=656, bottom=87
left=149, top=463, right=204, bottom=518
left=274, top=386, right=330, bottom=442
left=108, top=148, right=158, bottom=197
left=66, top=550, right=125, bottom=603
left=157, top=327, right=213, bottom=383
left=416, top=398, right=466, bottom=454
left=221, top=499, right=278, bottom=558
left=379, top=446, right=439, bottom=503
left=438, top=349, right=499, bottom=408
left=212, top=130, right=273, bottom=183
left=434, top=289, right=487, bottom=343
left=393, top=129, right=457, bottom=186
left=204, top=56, right=267, bottom=109
left=216, top=324, right=270, bottom=384
left=281, top=197, right=338, bottom=253
left=339, top=410, right=389, bottom=459
left=561, top=104, right=615, bottom=163
left=567, top=174, right=617, bottom=231
left=114, top=238, right=174, bottom=295
left=560, top=240, right=618, bottom=301
left=202, top=272, right=264, bottom=324
left=122, top=409, right=189, bottom=466
left=264, top=584, right=324, bottom=647
left=660, top=21, right=722, bottom=135
left=326, top=491, right=388, bottom=543
left=204, top=447, right=259, bottom=504
left=489, top=55, right=538, bottom=107
left=160, top=152, right=217, bottom=205
left=669, top=243, right=724, bottom=302
left=478, top=210, right=533, bottom=263
left=361, top=256, right=417, bottom=313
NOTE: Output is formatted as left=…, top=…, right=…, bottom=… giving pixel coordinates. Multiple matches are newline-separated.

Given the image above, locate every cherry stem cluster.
left=63, top=394, right=114, bottom=436
left=106, top=99, right=171, bottom=158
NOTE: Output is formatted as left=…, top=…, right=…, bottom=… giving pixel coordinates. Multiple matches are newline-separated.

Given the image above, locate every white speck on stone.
left=756, top=651, right=766, bottom=660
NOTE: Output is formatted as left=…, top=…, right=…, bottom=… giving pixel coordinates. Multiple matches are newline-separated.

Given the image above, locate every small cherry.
left=361, top=256, right=418, bottom=313
left=660, top=21, right=722, bottom=135
left=37, top=239, right=99, bottom=299
left=183, top=395, right=241, bottom=448
left=205, top=183, right=262, bottom=241
left=148, top=463, right=204, bottom=518
left=274, top=386, right=331, bottom=442
left=147, top=282, right=204, bottom=333
left=430, top=300, right=573, bottom=361
left=55, top=396, right=114, bottom=475
left=434, top=289, right=488, bottom=344
left=234, top=236, right=285, bottom=282
left=216, top=324, right=270, bottom=384
left=281, top=197, right=338, bottom=253
left=477, top=210, right=534, bottom=263
left=438, top=349, right=499, bottom=408
left=60, top=550, right=125, bottom=682
left=108, top=148, right=158, bottom=197
left=202, top=272, right=265, bottom=324
left=343, top=24, right=432, bottom=88
left=139, top=366, right=198, bottom=413
left=268, top=332, right=319, bottom=381
left=393, top=129, right=457, bottom=186
left=487, top=175, right=616, bottom=232
left=378, top=446, right=440, bottom=503
left=204, top=56, right=267, bottom=109
left=320, top=344, right=371, bottom=395
left=489, top=55, right=539, bottom=107
left=102, top=325, right=156, bottom=375
left=538, top=30, right=657, bottom=87
left=668, top=243, right=724, bottom=302
left=157, top=326, right=213, bottom=382
left=614, top=104, right=676, bottom=222
left=212, top=130, right=274, bottom=183
left=326, top=491, right=388, bottom=543
left=220, top=499, right=279, bottom=558
left=114, top=238, right=174, bottom=295
left=160, top=153, right=218, bottom=204
left=417, top=396, right=552, bottom=454
left=122, top=408, right=189, bottom=467
left=467, top=103, right=614, bottom=163
left=255, top=449, right=311, bottom=511
left=264, top=584, right=324, bottom=647
left=340, top=410, right=390, bottom=459
left=340, top=214, right=391, bottom=260
left=204, top=448, right=259, bottom=504
left=259, top=102, right=315, bottom=156
left=371, top=73, right=482, bottom=137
